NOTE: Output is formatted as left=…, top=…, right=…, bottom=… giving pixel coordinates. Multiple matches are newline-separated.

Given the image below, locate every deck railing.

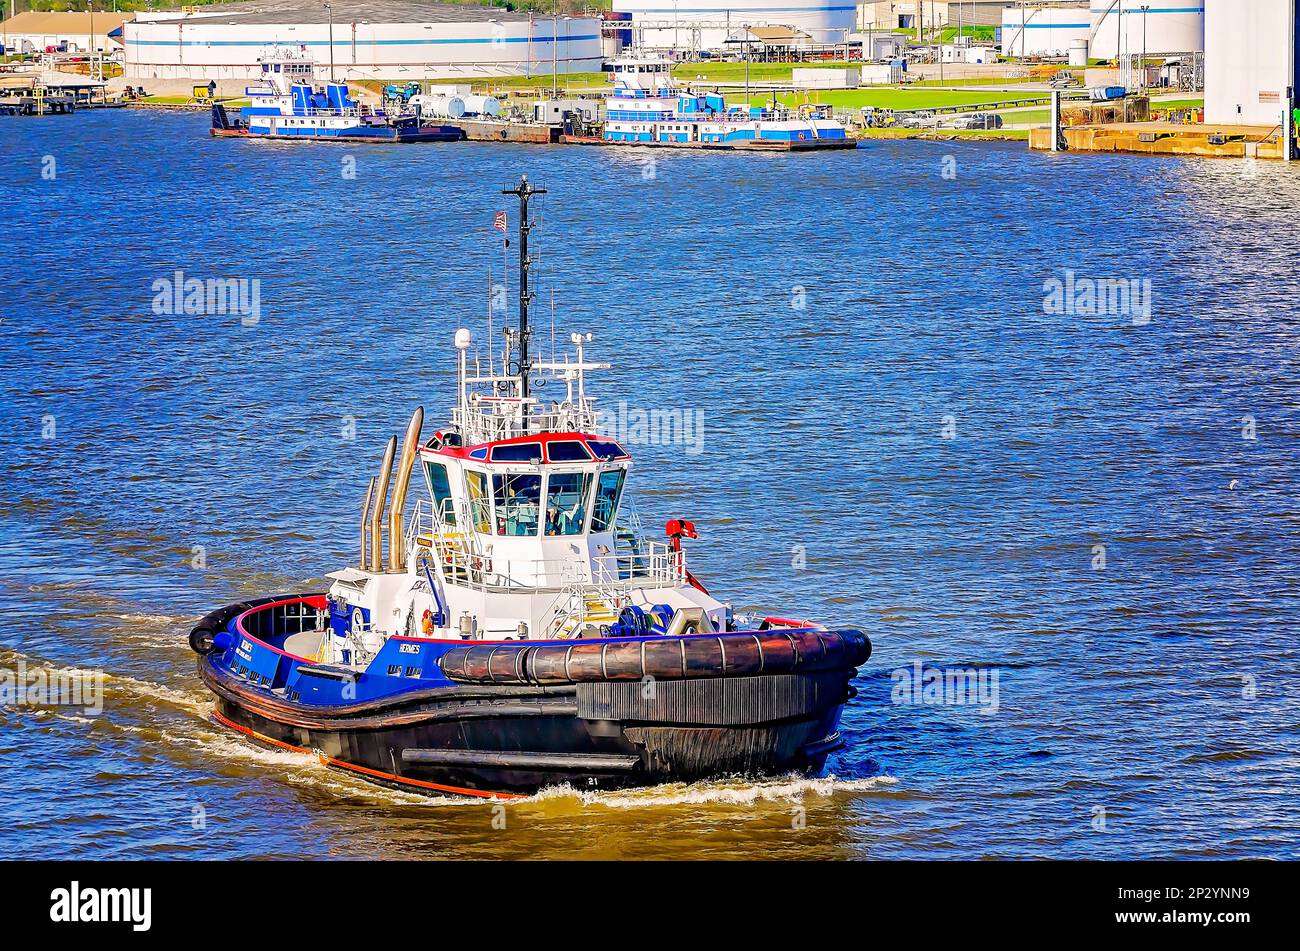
left=407, top=499, right=682, bottom=593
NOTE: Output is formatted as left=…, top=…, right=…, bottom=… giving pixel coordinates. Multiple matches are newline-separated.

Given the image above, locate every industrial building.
left=0, top=11, right=134, bottom=55
left=122, top=0, right=604, bottom=82
left=861, top=2, right=1008, bottom=32
left=1204, top=0, right=1298, bottom=126
left=610, top=0, right=857, bottom=53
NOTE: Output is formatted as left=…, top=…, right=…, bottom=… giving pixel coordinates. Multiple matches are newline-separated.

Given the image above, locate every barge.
left=189, top=176, right=871, bottom=798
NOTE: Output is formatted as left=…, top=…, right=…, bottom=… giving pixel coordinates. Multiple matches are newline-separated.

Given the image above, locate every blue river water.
left=1, top=108, right=1298, bottom=859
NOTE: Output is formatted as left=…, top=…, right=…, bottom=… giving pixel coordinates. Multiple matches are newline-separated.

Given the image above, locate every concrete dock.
left=1030, top=122, right=1286, bottom=159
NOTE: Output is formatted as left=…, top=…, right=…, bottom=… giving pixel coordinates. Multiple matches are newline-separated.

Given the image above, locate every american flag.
left=493, top=211, right=507, bottom=232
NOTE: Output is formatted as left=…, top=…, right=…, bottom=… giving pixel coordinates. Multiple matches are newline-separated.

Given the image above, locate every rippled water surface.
left=2, top=109, right=1298, bottom=859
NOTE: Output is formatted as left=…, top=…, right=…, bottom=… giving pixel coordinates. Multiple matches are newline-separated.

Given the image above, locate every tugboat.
left=188, top=177, right=871, bottom=798
left=564, top=53, right=855, bottom=151
left=210, top=50, right=461, bottom=144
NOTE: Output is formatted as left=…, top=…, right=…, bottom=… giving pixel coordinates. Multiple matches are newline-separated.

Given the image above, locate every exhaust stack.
left=369, top=435, right=398, bottom=573
left=388, top=406, right=425, bottom=573
left=358, top=476, right=377, bottom=570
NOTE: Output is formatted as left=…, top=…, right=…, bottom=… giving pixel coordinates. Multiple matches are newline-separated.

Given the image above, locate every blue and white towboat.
left=187, top=177, right=870, bottom=799
left=589, top=54, right=855, bottom=151
left=210, top=50, right=461, bottom=144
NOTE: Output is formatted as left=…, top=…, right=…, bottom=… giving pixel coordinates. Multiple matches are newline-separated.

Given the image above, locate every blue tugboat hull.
left=190, top=595, right=868, bottom=798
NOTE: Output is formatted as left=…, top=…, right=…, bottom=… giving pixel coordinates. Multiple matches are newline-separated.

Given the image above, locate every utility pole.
left=1140, top=4, right=1149, bottom=91
left=324, top=2, right=334, bottom=81
left=501, top=175, right=547, bottom=400
left=552, top=11, right=558, bottom=100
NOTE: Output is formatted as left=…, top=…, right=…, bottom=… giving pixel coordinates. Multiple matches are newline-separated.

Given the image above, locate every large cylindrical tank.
left=1069, top=38, right=1089, bottom=67
left=1000, top=5, right=1091, bottom=58
left=460, top=94, right=501, bottom=117
left=1089, top=0, right=1205, bottom=59
left=409, top=94, right=465, bottom=118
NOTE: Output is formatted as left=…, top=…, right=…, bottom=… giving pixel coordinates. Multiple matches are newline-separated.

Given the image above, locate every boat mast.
left=502, top=175, right=546, bottom=400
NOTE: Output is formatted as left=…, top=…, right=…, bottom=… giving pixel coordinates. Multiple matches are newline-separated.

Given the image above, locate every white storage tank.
left=460, top=94, right=502, bottom=117
left=409, top=94, right=466, bottom=119
left=1001, top=5, right=1091, bottom=58
left=1089, top=0, right=1205, bottom=59
left=1069, top=38, right=1089, bottom=67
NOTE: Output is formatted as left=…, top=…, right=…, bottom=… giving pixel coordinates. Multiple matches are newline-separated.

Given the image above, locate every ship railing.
left=420, top=537, right=681, bottom=595
left=541, top=545, right=682, bottom=638
left=296, top=106, right=363, bottom=117
left=452, top=400, right=601, bottom=444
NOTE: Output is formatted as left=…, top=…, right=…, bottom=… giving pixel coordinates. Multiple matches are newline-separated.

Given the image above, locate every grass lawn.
left=1148, top=97, right=1204, bottom=110
left=938, top=26, right=999, bottom=44
left=1002, top=108, right=1050, bottom=125
left=906, top=76, right=1036, bottom=87
left=760, top=88, right=1038, bottom=111
left=860, top=127, right=1030, bottom=141
left=671, top=61, right=857, bottom=84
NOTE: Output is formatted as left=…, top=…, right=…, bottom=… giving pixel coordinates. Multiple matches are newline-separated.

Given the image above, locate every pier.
left=0, top=72, right=121, bottom=116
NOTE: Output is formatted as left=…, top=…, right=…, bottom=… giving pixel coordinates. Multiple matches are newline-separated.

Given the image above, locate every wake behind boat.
left=210, top=50, right=461, bottom=144
left=188, top=176, right=870, bottom=798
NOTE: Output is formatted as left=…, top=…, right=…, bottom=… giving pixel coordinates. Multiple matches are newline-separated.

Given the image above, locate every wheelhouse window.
left=493, top=473, right=542, bottom=536
left=587, top=439, right=628, bottom=460
left=545, top=472, right=592, bottom=536
left=465, top=470, right=492, bottom=534
left=546, top=440, right=593, bottom=463
left=424, top=461, right=456, bottom=525
left=489, top=442, right=542, bottom=463
left=590, top=469, right=625, bottom=533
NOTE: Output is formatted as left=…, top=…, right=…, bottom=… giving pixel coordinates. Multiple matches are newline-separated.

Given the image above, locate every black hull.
left=202, top=659, right=853, bottom=798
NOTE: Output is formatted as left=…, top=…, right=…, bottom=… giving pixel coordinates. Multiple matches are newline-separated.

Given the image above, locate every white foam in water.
left=527, top=774, right=898, bottom=810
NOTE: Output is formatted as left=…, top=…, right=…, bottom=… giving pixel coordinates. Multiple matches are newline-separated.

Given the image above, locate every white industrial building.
left=611, top=0, right=857, bottom=52
left=1204, top=0, right=1298, bottom=126
left=122, top=0, right=604, bottom=81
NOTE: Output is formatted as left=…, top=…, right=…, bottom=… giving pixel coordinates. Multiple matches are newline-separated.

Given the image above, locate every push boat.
left=564, top=53, right=856, bottom=152
left=210, top=51, right=461, bottom=144
left=189, top=177, right=871, bottom=798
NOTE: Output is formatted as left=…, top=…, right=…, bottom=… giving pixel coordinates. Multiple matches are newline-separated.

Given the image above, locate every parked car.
left=951, top=112, right=1004, bottom=130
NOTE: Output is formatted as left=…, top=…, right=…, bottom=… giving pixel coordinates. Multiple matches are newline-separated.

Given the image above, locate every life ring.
left=421, top=609, right=435, bottom=636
